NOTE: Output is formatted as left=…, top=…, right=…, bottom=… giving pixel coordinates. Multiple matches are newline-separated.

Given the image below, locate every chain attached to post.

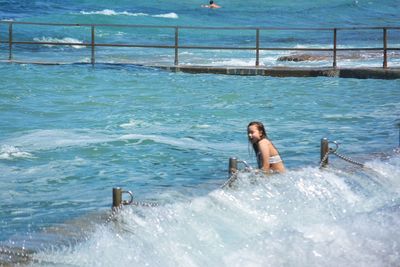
left=222, top=157, right=253, bottom=188
left=319, top=138, right=365, bottom=168
left=107, top=187, right=159, bottom=224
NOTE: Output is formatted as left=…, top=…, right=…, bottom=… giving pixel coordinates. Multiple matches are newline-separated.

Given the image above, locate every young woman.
left=247, top=121, right=285, bottom=173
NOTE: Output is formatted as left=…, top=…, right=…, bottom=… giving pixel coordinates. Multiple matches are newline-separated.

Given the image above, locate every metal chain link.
left=319, top=150, right=331, bottom=169
left=319, top=140, right=365, bottom=168
left=221, top=172, right=238, bottom=188
left=0, top=246, right=32, bottom=262
left=130, top=200, right=159, bottom=207
left=104, top=205, right=124, bottom=224
left=105, top=199, right=158, bottom=224
left=331, top=150, right=365, bottom=167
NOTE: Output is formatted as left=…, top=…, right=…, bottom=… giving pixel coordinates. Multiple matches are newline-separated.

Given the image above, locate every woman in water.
left=201, top=1, right=221, bottom=8
left=247, top=121, right=285, bottom=173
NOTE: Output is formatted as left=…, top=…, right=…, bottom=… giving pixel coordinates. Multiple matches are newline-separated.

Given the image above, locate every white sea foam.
left=119, top=119, right=147, bottom=129
left=33, top=37, right=84, bottom=49
left=152, top=12, right=179, bottom=19
left=176, top=57, right=255, bottom=67
left=210, top=58, right=255, bottom=66
left=1, top=129, right=242, bottom=154
left=80, top=9, right=146, bottom=16
left=2, top=129, right=113, bottom=152
left=33, top=157, right=400, bottom=266
left=119, top=133, right=242, bottom=152
left=79, top=9, right=178, bottom=19
left=192, top=124, right=211, bottom=129
left=0, top=144, right=33, bottom=160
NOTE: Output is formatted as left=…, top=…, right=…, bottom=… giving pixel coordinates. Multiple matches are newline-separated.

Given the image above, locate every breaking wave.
left=79, top=9, right=178, bottom=19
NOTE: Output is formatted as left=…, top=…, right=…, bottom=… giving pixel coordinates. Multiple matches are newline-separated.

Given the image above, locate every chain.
left=130, top=200, right=159, bottom=207
left=221, top=159, right=254, bottom=188
left=0, top=246, right=32, bottom=263
left=331, top=150, right=365, bottom=167
left=319, top=150, right=331, bottom=169
left=319, top=140, right=365, bottom=168
left=221, top=172, right=238, bottom=189
left=104, top=205, right=124, bottom=224
left=105, top=199, right=158, bottom=224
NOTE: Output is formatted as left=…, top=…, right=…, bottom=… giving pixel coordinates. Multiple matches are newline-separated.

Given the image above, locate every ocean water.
left=1, top=1, right=400, bottom=266
left=1, top=0, right=400, bottom=67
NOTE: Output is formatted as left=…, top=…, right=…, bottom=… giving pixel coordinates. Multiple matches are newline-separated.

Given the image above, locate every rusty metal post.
left=229, top=157, right=238, bottom=176
left=174, top=27, right=179, bottom=66
left=91, top=25, right=95, bottom=66
left=8, top=23, right=13, bottom=61
left=333, top=28, right=337, bottom=69
left=255, top=28, right=260, bottom=67
left=112, top=187, right=122, bottom=208
left=320, top=138, right=329, bottom=167
left=383, top=27, right=387, bottom=69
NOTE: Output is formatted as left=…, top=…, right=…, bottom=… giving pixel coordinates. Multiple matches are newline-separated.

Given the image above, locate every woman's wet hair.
left=248, top=121, right=267, bottom=139
left=210, top=1, right=214, bottom=4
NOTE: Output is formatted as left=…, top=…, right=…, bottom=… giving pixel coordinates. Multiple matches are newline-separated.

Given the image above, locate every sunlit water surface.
left=1, top=0, right=400, bottom=266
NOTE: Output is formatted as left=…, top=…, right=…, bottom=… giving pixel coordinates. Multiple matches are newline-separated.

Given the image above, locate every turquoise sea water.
left=1, top=1, right=400, bottom=266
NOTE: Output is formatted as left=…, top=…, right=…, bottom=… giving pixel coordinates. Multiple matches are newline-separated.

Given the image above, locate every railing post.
left=255, top=28, right=260, bottom=67
left=112, top=187, right=122, bottom=208
left=91, top=25, right=95, bottom=66
left=174, top=27, right=179, bottom=66
left=333, top=28, right=337, bottom=69
left=229, top=157, right=238, bottom=176
left=383, top=27, right=387, bottom=69
left=320, top=138, right=329, bottom=167
left=8, top=23, right=13, bottom=61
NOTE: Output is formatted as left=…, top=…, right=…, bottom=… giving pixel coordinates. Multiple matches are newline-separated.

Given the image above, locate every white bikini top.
left=269, top=155, right=282, bottom=164
left=257, top=153, right=282, bottom=168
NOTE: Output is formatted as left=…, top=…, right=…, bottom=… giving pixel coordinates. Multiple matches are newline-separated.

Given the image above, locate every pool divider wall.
left=160, top=66, right=400, bottom=79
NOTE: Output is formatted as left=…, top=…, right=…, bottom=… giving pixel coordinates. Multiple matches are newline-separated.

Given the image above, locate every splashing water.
left=27, top=154, right=400, bottom=267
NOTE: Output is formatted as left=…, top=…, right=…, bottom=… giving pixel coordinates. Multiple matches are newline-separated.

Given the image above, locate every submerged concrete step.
left=158, top=65, right=400, bottom=79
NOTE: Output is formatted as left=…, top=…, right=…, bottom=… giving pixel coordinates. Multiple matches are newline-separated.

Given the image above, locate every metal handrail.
left=1, top=21, right=399, bottom=30
left=0, top=21, right=399, bottom=67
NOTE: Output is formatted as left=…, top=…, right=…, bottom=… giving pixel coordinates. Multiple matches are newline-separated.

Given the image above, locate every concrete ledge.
left=159, top=65, right=400, bottom=79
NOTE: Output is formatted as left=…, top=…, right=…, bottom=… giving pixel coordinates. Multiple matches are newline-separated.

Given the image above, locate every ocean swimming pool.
left=0, top=62, right=399, bottom=265
left=1, top=0, right=400, bottom=266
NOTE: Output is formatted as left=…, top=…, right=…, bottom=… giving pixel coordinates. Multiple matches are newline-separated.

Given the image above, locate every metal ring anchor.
left=328, top=140, right=339, bottom=153
left=112, top=187, right=134, bottom=208
left=121, top=190, right=133, bottom=205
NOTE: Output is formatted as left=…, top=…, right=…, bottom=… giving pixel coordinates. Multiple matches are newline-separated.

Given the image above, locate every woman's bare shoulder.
left=259, top=138, right=271, bottom=145
left=258, top=139, right=271, bottom=149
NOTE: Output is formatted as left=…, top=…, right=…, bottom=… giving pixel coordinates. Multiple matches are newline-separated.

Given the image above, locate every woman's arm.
left=258, top=139, right=271, bottom=172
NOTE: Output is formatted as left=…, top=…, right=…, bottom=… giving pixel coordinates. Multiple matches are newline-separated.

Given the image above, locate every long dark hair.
left=247, top=121, right=268, bottom=154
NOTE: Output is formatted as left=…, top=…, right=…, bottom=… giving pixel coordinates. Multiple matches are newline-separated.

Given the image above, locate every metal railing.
left=0, top=21, right=399, bottom=67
